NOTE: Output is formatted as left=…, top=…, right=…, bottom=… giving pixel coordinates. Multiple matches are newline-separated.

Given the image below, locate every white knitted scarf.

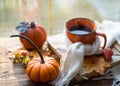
left=51, top=20, right=120, bottom=86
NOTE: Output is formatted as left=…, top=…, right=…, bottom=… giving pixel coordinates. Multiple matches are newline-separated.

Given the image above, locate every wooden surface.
left=0, top=35, right=120, bottom=86
left=13, top=62, right=114, bottom=86
left=13, top=63, right=113, bottom=86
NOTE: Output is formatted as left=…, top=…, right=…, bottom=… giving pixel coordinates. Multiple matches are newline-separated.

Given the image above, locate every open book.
left=48, top=33, right=120, bottom=81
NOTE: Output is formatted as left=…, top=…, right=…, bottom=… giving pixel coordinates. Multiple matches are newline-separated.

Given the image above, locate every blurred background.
left=0, top=0, right=120, bottom=37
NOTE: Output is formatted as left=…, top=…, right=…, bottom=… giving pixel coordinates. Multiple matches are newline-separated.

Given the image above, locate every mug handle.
left=96, top=32, right=107, bottom=49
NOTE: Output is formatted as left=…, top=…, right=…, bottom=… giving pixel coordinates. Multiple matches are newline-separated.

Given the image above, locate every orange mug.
left=65, top=18, right=107, bottom=49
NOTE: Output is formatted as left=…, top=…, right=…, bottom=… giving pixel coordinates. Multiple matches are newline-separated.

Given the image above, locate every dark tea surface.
left=68, top=25, right=92, bottom=35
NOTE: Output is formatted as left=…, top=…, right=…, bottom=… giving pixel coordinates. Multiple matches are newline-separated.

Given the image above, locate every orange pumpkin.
left=10, top=35, right=59, bottom=82
left=26, top=56, right=59, bottom=82
left=16, top=22, right=47, bottom=49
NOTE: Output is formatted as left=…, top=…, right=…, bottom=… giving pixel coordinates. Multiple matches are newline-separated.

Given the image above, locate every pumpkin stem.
left=30, top=22, right=36, bottom=28
left=10, top=35, right=45, bottom=64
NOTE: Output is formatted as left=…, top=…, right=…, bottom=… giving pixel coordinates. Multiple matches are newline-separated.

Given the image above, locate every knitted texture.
left=52, top=33, right=102, bottom=86
left=52, top=20, right=120, bottom=86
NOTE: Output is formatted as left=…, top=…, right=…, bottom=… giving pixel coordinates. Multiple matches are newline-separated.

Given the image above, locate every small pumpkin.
left=10, top=35, right=59, bottom=82
left=16, top=21, right=47, bottom=49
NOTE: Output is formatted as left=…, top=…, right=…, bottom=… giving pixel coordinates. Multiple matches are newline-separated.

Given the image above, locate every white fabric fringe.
left=52, top=42, right=84, bottom=86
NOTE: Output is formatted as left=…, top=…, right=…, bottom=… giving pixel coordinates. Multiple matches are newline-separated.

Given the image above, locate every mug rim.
left=66, top=17, right=96, bottom=36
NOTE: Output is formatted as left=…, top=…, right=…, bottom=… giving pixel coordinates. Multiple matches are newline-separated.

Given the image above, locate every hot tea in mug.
left=65, top=18, right=107, bottom=49
left=68, top=25, right=92, bottom=35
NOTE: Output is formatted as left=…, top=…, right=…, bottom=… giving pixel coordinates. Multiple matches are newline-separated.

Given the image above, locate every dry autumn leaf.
left=83, top=55, right=111, bottom=75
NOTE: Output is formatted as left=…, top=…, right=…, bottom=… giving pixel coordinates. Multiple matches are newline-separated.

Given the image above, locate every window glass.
left=0, top=0, right=119, bottom=37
